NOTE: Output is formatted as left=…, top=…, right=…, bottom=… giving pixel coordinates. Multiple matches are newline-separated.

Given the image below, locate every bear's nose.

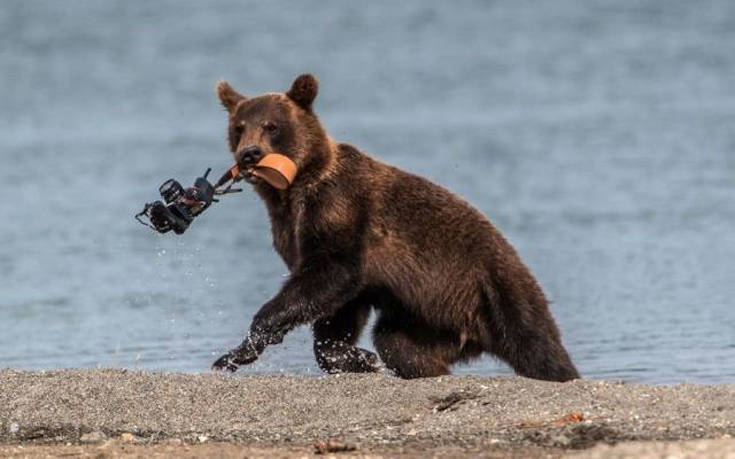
left=236, top=146, right=264, bottom=167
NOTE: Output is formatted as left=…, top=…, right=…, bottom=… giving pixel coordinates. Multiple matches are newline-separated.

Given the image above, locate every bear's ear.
left=286, top=74, right=319, bottom=111
left=216, top=80, right=246, bottom=114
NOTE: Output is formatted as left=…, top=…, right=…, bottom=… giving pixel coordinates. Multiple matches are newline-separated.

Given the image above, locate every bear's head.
left=216, top=74, right=332, bottom=187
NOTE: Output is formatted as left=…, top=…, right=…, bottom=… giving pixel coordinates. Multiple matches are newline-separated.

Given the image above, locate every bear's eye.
left=263, top=122, right=279, bottom=135
left=233, top=125, right=245, bottom=137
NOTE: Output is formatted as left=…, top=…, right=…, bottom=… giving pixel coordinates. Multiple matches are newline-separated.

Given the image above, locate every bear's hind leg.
left=485, top=301, right=579, bottom=382
left=313, top=296, right=380, bottom=374
left=492, top=332, right=579, bottom=382
left=372, top=311, right=456, bottom=379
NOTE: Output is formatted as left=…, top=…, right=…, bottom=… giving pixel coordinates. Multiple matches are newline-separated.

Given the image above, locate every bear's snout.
left=236, top=145, right=265, bottom=167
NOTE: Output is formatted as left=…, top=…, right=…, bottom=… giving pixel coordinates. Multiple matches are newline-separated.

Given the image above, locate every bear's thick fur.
left=212, top=74, right=579, bottom=381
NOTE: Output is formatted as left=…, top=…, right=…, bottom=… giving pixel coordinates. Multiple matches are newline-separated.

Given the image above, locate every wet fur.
left=212, top=74, right=579, bottom=381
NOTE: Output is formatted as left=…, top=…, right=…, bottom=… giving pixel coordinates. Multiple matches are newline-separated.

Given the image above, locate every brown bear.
left=211, top=74, right=579, bottom=381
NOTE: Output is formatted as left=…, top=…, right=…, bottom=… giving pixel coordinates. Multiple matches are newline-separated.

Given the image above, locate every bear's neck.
left=254, top=139, right=339, bottom=270
left=255, top=136, right=339, bottom=211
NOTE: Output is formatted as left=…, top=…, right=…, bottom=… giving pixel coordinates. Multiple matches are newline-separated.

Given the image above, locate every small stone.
left=80, top=431, right=107, bottom=443
left=120, top=432, right=137, bottom=442
left=8, top=423, right=19, bottom=434
left=98, top=439, right=116, bottom=449
left=198, top=435, right=209, bottom=443
left=551, top=434, right=571, bottom=447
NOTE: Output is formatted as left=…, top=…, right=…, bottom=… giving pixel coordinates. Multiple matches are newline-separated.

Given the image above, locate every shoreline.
left=1, top=369, right=734, bottom=457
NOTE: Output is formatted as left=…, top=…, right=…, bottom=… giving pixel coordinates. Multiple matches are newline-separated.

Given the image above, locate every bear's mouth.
left=249, top=153, right=298, bottom=190
left=217, top=153, right=298, bottom=191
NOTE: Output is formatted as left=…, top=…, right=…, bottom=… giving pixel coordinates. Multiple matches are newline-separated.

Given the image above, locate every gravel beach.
left=1, top=369, right=734, bottom=457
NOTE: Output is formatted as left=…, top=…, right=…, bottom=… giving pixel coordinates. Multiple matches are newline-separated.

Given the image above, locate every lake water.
left=1, top=0, right=734, bottom=384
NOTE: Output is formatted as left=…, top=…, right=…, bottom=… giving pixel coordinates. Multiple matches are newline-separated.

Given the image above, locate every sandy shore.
left=1, top=369, right=734, bottom=458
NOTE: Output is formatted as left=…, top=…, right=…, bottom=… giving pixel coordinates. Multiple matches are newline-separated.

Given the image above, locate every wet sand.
left=1, top=369, right=733, bottom=457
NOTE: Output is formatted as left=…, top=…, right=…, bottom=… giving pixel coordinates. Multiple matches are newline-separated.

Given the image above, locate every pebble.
left=80, top=431, right=106, bottom=443
left=120, top=432, right=137, bottom=442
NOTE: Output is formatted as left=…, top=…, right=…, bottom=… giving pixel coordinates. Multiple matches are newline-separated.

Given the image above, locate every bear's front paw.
left=211, top=352, right=240, bottom=372
left=211, top=339, right=261, bottom=372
